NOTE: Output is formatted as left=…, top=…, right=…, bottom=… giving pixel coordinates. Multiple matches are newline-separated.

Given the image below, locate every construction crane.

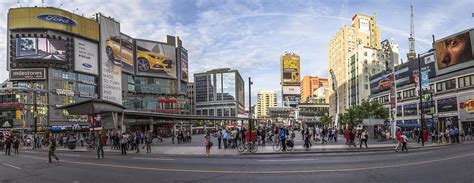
left=407, top=5, right=417, bottom=61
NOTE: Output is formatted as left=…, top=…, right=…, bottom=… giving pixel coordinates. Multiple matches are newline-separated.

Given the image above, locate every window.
left=458, top=75, right=473, bottom=88
left=364, top=84, right=368, bottom=90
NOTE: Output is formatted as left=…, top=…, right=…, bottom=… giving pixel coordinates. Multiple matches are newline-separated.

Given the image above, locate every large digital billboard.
left=15, top=37, right=67, bottom=61
left=135, top=40, right=177, bottom=78
left=8, top=8, right=99, bottom=41
left=180, top=47, right=189, bottom=82
left=99, top=15, right=122, bottom=105
left=435, top=30, right=474, bottom=75
left=281, top=55, right=300, bottom=84
left=74, top=37, right=98, bottom=75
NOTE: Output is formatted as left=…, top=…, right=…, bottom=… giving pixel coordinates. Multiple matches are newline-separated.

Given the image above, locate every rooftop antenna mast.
left=407, top=5, right=416, bottom=61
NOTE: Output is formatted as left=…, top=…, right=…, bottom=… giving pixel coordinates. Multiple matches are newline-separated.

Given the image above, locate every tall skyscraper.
left=328, top=13, right=381, bottom=117
left=281, top=52, right=301, bottom=108
left=300, top=76, right=329, bottom=104
left=255, top=90, right=277, bottom=118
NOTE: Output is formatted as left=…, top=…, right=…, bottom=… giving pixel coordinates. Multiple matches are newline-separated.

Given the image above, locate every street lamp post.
left=248, top=77, right=253, bottom=144
left=417, top=49, right=435, bottom=146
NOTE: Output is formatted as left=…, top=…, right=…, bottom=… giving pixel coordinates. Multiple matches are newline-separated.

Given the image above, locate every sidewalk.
left=43, top=134, right=467, bottom=156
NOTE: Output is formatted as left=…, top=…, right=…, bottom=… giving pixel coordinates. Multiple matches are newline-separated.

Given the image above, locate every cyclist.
left=279, top=126, right=287, bottom=151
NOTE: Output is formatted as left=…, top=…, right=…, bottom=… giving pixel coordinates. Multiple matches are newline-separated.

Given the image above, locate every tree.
left=320, top=114, right=333, bottom=127
left=339, top=100, right=389, bottom=129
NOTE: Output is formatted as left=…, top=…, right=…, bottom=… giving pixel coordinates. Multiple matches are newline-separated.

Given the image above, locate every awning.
left=56, top=99, right=125, bottom=115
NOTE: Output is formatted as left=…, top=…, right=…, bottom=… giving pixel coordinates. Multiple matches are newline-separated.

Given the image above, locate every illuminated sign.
left=56, top=89, right=75, bottom=96
left=460, top=100, right=474, bottom=113
left=10, top=69, right=46, bottom=81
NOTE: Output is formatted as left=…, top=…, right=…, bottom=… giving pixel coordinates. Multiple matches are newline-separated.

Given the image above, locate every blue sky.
left=1, top=0, right=473, bottom=106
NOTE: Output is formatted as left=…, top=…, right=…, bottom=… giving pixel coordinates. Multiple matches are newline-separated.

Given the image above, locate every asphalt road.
left=1, top=142, right=473, bottom=183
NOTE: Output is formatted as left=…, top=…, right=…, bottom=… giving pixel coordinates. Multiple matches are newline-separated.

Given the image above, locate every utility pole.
left=248, top=77, right=253, bottom=144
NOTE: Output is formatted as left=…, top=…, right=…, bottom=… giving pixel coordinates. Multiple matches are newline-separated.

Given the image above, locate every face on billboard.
left=435, top=32, right=473, bottom=69
left=135, top=40, right=177, bottom=78
left=15, top=37, right=66, bottom=61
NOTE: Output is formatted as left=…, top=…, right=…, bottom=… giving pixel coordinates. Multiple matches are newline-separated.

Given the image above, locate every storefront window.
left=437, top=97, right=458, bottom=113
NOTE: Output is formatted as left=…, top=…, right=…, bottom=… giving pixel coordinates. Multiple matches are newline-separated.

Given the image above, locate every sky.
left=0, top=0, right=473, bottom=106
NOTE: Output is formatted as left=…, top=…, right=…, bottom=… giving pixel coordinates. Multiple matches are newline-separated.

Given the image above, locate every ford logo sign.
left=82, top=63, right=92, bottom=68
left=36, top=14, right=77, bottom=26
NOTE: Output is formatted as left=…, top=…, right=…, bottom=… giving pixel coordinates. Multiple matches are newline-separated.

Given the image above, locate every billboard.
left=10, top=68, right=46, bottom=80
left=8, top=8, right=99, bottom=41
left=369, top=52, right=436, bottom=95
left=135, top=40, right=177, bottom=78
left=99, top=15, right=122, bottom=105
left=74, top=37, right=98, bottom=75
left=181, top=47, right=189, bottom=82
left=358, top=17, right=370, bottom=33
left=282, top=85, right=301, bottom=95
left=15, top=37, right=67, bottom=61
left=459, top=92, right=474, bottom=122
left=281, top=55, right=300, bottom=83
left=105, top=33, right=134, bottom=74
left=435, top=30, right=474, bottom=75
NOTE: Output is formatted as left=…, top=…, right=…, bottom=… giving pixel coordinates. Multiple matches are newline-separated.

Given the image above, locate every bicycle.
left=272, top=138, right=294, bottom=152
left=237, top=142, right=258, bottom=153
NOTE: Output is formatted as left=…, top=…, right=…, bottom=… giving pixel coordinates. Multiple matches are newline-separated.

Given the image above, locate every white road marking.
left=57, top=154, right=82, bottom=157
left=2, top=163, right=21, bottom=170
left=397, top=151, right=433, bottom=157
left=258, top=158, right=318, bottom=162
left=132, top=157, right=175, bottom=161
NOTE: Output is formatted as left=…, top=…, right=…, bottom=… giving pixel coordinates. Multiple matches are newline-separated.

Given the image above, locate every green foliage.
left=339, top=99, right=389, bottom=129
left=320, top=114, right=333, bottom=127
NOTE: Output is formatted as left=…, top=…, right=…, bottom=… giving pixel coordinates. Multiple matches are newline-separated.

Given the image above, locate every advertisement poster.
left=458, top=92, right=474, bottom=122
left=74, top=37, right=98, bottom=75
left=135, top=40, right=177, bottom=78
left=15, top=37, right=67, bottom=61
left=88, top=114, right=102, bottom=130
left=282, top=85, right=301, bottom=95
left=10, top=68, right=46, bottom=80
left=358, top=17, right=370, bottom=33
left=181, top=47, right=189, bottom=82
left=99, top=16, right=122, bottom=105
left=435, top=31, right=473, bottom=70
left=120, top=33, right=134, bottom=74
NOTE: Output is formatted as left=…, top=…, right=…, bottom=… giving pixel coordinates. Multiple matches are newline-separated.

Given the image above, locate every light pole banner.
left=421, top=69, right=429, bottom=89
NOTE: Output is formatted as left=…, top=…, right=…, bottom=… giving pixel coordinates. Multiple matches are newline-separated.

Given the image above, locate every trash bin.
left=68, top=140, right=77, bottom=150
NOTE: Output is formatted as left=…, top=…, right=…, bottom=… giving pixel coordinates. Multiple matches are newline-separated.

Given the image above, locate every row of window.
left=196, top=107, right=236, bottom=117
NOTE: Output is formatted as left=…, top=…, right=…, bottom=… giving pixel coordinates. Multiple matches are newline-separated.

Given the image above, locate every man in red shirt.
left=395, top=129, right=402, bottom=152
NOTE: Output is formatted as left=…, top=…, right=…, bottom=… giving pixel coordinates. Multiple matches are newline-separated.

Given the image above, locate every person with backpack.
left=401, top=134, right=409, bottom=152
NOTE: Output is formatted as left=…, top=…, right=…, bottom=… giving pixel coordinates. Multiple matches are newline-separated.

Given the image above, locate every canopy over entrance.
left=56, top=99, right=125, bottom=115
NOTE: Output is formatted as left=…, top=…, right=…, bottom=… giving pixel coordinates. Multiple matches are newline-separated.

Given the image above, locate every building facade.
left=300, top=76, right=329, bottom=104
left=328, top=13, right=381, bottom=116
left=1, top=7, right=190, bottom=134
left=193, top=68, right=245, bottom=117
left=187, top=82, right=195, bottom=115
left=369, top=28, right=474, bottom=133
left=255, top=90, right=277, bottom=119
left=281, top=52, right=301, bottom=108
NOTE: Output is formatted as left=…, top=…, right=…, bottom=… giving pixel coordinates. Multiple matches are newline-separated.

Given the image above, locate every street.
left=1, top=142, right=473, bottom=183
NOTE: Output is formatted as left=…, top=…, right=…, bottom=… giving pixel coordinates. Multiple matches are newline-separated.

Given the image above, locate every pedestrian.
left=80, top=134, right=84, bottom=147
left=303, top=128, right=311, bottom=149
left=120, top=134, right=128, bottom=155
left=172, top=131, right=175, bottom=144
left=395, top=129, right=402, bottom=152
left=13, top=137, right=20, bottom=155
left=5, top=137, right=12, bottom=155
left=217, top=130, right=222, bottom=149
left=204, top=132, right=212, bottom=157
left=96, top=133, right=104, bottom=159
left=135, top=133, right=140, bottom=153
left=401, top=134, right=408, bottom=152
left=261, top=129, right=266, bottom=146
left=144, top=133, right=152, bottom=153
left=360, top=130, right=368, bottom=149
left=344, top=128, right=350, bottom=145
left=48, top=137, right=59, bottom=163
left=279, top=127, right=287, bottom=151
left=223, top=129, right=228, bottom=149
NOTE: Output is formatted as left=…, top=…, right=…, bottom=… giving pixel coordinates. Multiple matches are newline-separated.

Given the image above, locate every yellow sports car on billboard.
left=136, top=45, right=173, bottom=72
left=105, top=36, right=133, bottom=66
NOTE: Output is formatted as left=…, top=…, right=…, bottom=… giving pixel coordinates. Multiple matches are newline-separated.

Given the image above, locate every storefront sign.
left=0, top=102, right=24, bottom=108
left=458, top=93, right=474, bottom=122
left=56, top=89, right=75, bottom=96
left=10, top=69, right=46, bottom=81
left=459, top=99, right=474, bottom=113
left=0, top=120, right=13, bottom=128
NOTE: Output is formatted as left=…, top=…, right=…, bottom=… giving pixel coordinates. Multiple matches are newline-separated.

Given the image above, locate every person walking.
left=401, top=134, right=409, bottom=152
left=5, top=137, right=12, bottom=155
left=120, top=134, right=128, bottom=155
left=96, top=133, right=104, bottom=159
left=135, top=133, right=140, bottom=153
left=303, top=128, right=311, bottom=149
left=360, top=130, right=368, bottom=149
left=395, top=129, right=402, bottom=152
left=80, top=134, right=84, bottom=147
left=48, top=137, right=59, bottom=163
left=223, top=129, right=228, bottom=149
left=13, top=137, right=20, bottom=155
left=144, top=133, right=152, bottom=153
left=204, top=132, right=212, bottom=157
